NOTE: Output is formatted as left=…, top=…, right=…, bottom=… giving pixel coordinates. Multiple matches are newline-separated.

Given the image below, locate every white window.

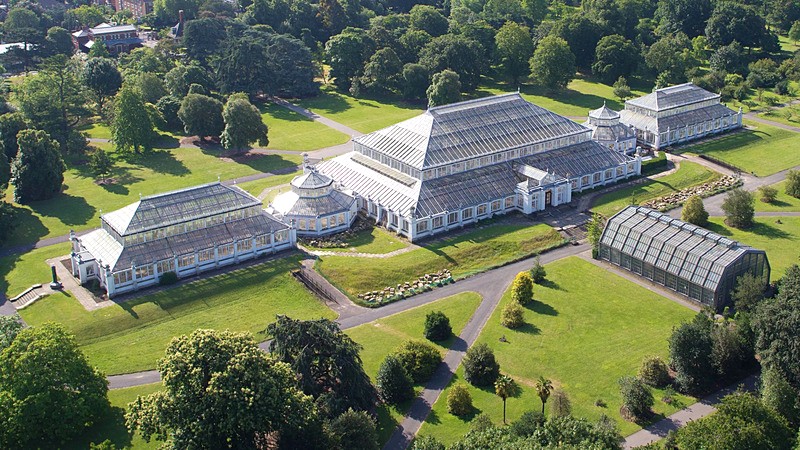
left=448, top=212, right=458, bottom=224
left=274, top=230, right=288, bottom=242
left=504, top=197, right=514, bottom=209
left=157, top=260, right=174, bottom=274
left=178, top=255, right=195, bottom=268
left=198, top=248, right=214, bottom=262
left=477, top=204, right=487, bottom=216
left=238, top=239, right=253, bottom=252
left=491, top=200, right=501, bottom=211
left=256, top=234, right=271, bottom=247
left=462, top=208, right=473, bottom=219
left=416, top=221, right=429, bottom=233
left=432, top=216, right=443, bottom=229
left=113, top=270, right=132, bottom=285
left=135, top=265, right=154, bottom=279
left=218, top=243, right=234, bottom=258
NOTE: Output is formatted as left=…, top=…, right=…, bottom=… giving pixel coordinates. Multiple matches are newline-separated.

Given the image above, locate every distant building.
left=317, top=93, right=640, bottom=242
left=599, top=206, right=769, bottom=312
left=72, top=23, right=143, bottom=55
left=105, top=0, right=153, bottom=20
left=619, top=83, right=743, bottom=150
left=584, top=103, right=637, bottom=154
left=70, top=182, right=295, bottom=297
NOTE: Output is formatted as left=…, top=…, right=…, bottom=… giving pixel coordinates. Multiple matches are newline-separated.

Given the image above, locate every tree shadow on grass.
left=762, top=199, right=791, bottom=208
left=29, top=191, right=96, bottom=227
left=298, top=89, right=352, bottom=114
left=259, top=102, right=315, bottom=123
left=124, top=149, right=190, bottom=177
left=65, top=405, right=133, bottom=450
left=3, top=205, right=49, bottom=250
left=703, top=222, right=734, bottom=236
left=232, top=153, right=300, bottom=175
left=749, top=221, right=792, bottom=239
left=513, top=322, right=541, bottom=335
left=526, top=300, right=558, bottom=316
left=536, top=279, right=563, bottom=291
left=154, top=134, right=180, bottom=149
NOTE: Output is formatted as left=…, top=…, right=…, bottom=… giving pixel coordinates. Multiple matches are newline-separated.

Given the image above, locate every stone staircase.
left=10, top=285, right=45, bottom=309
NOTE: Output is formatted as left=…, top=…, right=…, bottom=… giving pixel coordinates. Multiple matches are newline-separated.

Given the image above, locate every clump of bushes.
left=511, top=272, right=534, bottom=305
left=638, top=355, right=670, bottom=388
left=681, top=195, right=708, bottom=226
left=758, top=185, right=778, bottom=203
left=424, top=311, right=452, bottom=342
left=619, top=376, right=654, bottom=421
left=463, top=343, right=500, bottom=387
left=447, top=383, right=473, bottom=416
left=500, top=301, right=524, bottom=329
left=159, top=271, right=178, bottom=286
left=376, top=354, right=414, bottom=405
left=393, top=340, right=442, bottom=383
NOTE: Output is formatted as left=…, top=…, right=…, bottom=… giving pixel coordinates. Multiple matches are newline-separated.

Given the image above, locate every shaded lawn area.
left=18, top=255, right=336, bottom=375
left=347, top=292, right=483, bottom=444
left=591, top=162, right=721, bottom=218
left=79, top=122, right=112, bottom=140
left=3, top=144, right=302, bottom=247
left=705, top=216, right=800, bottom=280
left=259, top=102, right=350, bottom=151
left=683, top=121, right=800, bottom=176
left=418, top=257, right=697, bottom=444
left=295, top=87, right=424, bottom=134
left=304, top=226, right=409, bottom=254
left=754, top=180, right=800, bottom=212
left=316, top=221, right=565, bottom=300
left=0, top=242, right=71, bottom=298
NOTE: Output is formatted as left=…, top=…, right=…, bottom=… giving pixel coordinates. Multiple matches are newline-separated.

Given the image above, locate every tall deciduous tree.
left=164, top=64, right=213, bottom=98
left=10, top=130, right=64, bottom=203
left=754, top=267, right=800, bottom=390
left=88, top=147, right=115, bottom=183
left=0, top=314, right=23, bottom=351
left=592, top=34, right=638, bottom=84
left=177, top=94, right=224, bottom=140
left=0, top=112, right=28, bottom=161
left=361, top=47, right=403, bottom=93
left=731, top=273, right=766, bottom=313
left=376, top=354, right=414, bottom=405
left=409, top=5, right=448, bottom=37
left=655, top=0, right=712, bottom=38
left=326, top=27, right=375, bottom=91
left=3, top=8, right=42, bottom=70
left=0, top=323, right=109, bottom=449
left=551, top=13, right=603, bottom=70
left=529, top=36, right=575, bottom=91
left=402, top=63, right=429, bottom=101
left=419, top=34, right=483, bottom=91
left=220, top=95, right=268, bottom=153
left=112, top=85, right=155, bottom=153
left=669, top=314, right=714, bottom=394
left=182, top=17, right=228, bottom=64
left=463, top=342, right=500, bottom=387
left=43, top=27, right=75, bottom=57
left=426, top=70, right=461, bottom=107
left=495, top=22, right=534, bottom=84
left=83, top=57, right=123, bottom=114
left=705, top=3, right=767, bottom=49
left=126, top=329, right=318, bottom=449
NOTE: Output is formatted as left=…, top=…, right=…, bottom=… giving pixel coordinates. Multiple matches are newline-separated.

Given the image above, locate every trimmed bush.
left=159, top=271, right=178, bottom=286
left=681, top=195, right=709, bottom=226
left=376, top=354, right=414, bottom=405
left=500, top=301, right=524, bottom=329
left=530, top=255, right=547, bottom=284
left=638, top=355, right=670, bottom=388
left=411, top=436, right=445, bottom=450
left=619, top=376, right=654, bottom=420
left=447, top=383, right=473, bottom=416
left=463, top=342, right=500, bottom=387
left=721, top=189, right=755, bottom=229
left=758, top=185, right=778, bottom=203
left=424, top=311, right=452, bottom=342
left=511, top=272, right=534, bottom=305
left=394, top=340, right=442, bottom=383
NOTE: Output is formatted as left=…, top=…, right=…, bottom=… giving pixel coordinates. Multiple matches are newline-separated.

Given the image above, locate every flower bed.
left=642, top=175, right=742, bottom=212
left=358, top=270, right=454, bottom=307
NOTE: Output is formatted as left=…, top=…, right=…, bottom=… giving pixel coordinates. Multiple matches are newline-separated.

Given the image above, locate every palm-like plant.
left=494, top=374, right=519, bottom=424
left=534, top=376, right=553, bottom=415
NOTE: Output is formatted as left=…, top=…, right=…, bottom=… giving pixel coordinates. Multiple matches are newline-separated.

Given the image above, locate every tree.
left=424, top=311, right=452, bottom=342
left=705, top=3, right=768, bottom=49
left=710, top=41, right=746, bottom=75
left=753, top=286, right=800, bottom=389
left=612, top=77, right=632, bottom=102
left=361, top=47, right=403, bottom=93
left=530, top=36, right=575, bottom=91
left=131, top=72, right=168, bottom=105
left=495, top=22, right=534, bottom=84
left=732, top=273, right=766, bottom=313
left=178, top=94, right=224, bottom=140
left=412, top=435, right=446, bottom=450
left=530, top=255, right=547, bottom=284
left=164, top=64, right=213, bottom=98
left=587, top=212, right=605, bottom=258
left=681, top=195, right=709, bottom=226
left=447, top=383, right=473, bottom=416
left=156, top=96, right=183, bottom=131
left=394, top=340, right=442, bottom=383
left=0, top=201, right=16, bottom=247
left=511, top=271, right=534, bottom=305
left=0, top=323, right=108, bottom=449
left=127, top=329, right=318, bottom=449
left=153, top=0, right=203, bottom=23
left=267, top=316, right=377, bottom=417
left=619, top=376, right=653, bottom=421
left=10, top=130, right=64, bottom=203
left=535, top=376, right=553, bottom=416
left=0, top=113, right=28, bottom=161
left=88, top=42, right=111, bottom=59
left=409, top=5, right=448, bottom=37
left=669, top=314, right=714, bottom=394
left=592, top=35, right=638, bottom=84
left=463, top=343, right=500, bottom=387
left=509, top=410, right=545, bottom=438
left=655, top=0, right=713, bottom=38
left=638, top=355, right=670, bottom=388
left=221, top=96, right=268, bottom=153
left=402, top=63, right=429, bottom=101
left=495, top=374, right=520, bottom=424
left=376, top=354, right=414, bottom=405
left=790, top=21, right=800, bottom=45
left=83, top=58, right=123, bottom=114
left=426, top=70, right=461, bottom=107
left=785, top=170, right=800, bottom=198
left=88, top=147, right=114, bottom=183
left=758, top=185, right=778, bottom=203
left=761, top=369, right=800, bottom=427
left=3, top=8, right=42, bottom=71
left=326, top=28, right=375, bottom=91
left=551, top=13, right=603, bottom=70
left=722, top=189, right=755, bottom=229
left=501, top=301, right=525, bottom=329
left=646, top=33, right=695, bottom=84
left=0, top=314, right=23, bottom=351
left=182, top=17, right=228, bottom=64
left=419, top=34, right=483, bottom=91
left=112, top=86, right=155, bottom=154
left=43, top=27, right=75, bottom=57
left=327, top=408, right=379, bottom=450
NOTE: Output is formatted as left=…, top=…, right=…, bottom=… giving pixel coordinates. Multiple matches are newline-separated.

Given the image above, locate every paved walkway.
left=623, top=375, right=758, bottom=449
left=744, top=111, right=800, bottom=133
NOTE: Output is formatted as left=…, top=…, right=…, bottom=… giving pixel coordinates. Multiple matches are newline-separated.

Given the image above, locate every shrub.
left=424, top=311, right=452, bottom=342
left=511, top=272, right=534, bottom=305
left=510, top=410, right=545, bottom=438
left=463, top=343, right=500, bottom=387
left=669, top=315, right=714, bottom=394
left=786, top=170, right=800, bottom=198
left=638, top=356, right=670, bottom=388
left=758, top=185, right=778, bottom=203
left=549, top=390, right=572, bottom=418
left=530, top=255, right=547, bottom=284
left=721, top=189, right=755, bottom=229
left=619, top=376, right=654, bottom=420
left=447, top=383, right=473, bottom=416
left=681, top=195, right=709, bottom=226
left=761, top=369, right=800, bottom=428
left=500, top=301, right=525, bottom=329
left=411, top=436, right=445, bottom=450
left=394, top=340, right=442, bottom=383
left=470, top=414, right=493, bottom=432
left=327, top=408, right=379, bottom=450
left=159, top=271, right=178, bottom=285
left=376, top=354, right=414, bottom=405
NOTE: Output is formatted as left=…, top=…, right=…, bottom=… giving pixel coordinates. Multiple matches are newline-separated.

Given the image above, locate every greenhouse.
left=599, top=206, right=769, bottom=311
left=583, top=103, right=637, bottom=154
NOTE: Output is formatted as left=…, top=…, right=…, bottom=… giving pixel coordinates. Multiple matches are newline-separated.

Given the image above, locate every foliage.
left=158, top=271, right=178, bottom=286
left=221, top=96, right=268, bottom=152
left=112, top=85, right=155, bottom=154
left=761, top=369, right=800, bottom=427
left=419, top=34, right=483, bottom=91
left=447, top=383, right=473, bottom=416
left=424, top=310, right=452, bottom=342
left=731, top=273, right=766, bottom=313
left=412, top=435, right=445, bottom=450
left=613, top=76, right=632, bottom=101
left=426, top=70, right=461, bottom=107
left=529, top=255, right=546, bottom=284
left=549, top=389, right=572, bottom=418
left=361, top=47, right=403, bottom=93
left=646, top=33, right=694, bottom=84
left=177, top=94, right=224, bottom=139
left=791, top=21, right=800, bottom=44
left=267, top=316, right=377, bottom=417
left=681, top=195, right=708, bottom=226
left=83, top=58, right=122, bottom=113
left=529, top=36, right=575, bottom=90
left=551, top=13, right=603, bottom=70
left=126, top=329, right=319, bottom=449
left=402, top=63, right=429, bottom=100
left=669, top=314, right=714, bottom=394
left=494, top=374, right=521, bottom=424
left=0, top=201, right=18, bottom=248
left=586, top=212, right=605, bottom=257
left=182, top=17, right=228, bottom=64
left=156, top=96, right=183, bottom=131
left=495, top=22, right=534, bottom=83
left=131, top=72, right=168, bottom=104
left=592, top=34, right=638, bottom=83
left=88, top=147, right=114, bottom=182
left=758, top=185, right=779, bottom=203
left=394, top=340, right=442, bottom=383
left=705, top=3, right=767, bottom=49
left=619, top=376, right=654, bottom=420
left=509, top=410, right=545, bottom=438
left=326, top=408, right=379, bottom=450
left=463, top=342, right=500, bottom=387
left=409, top=5, right=448, bottom=37
left=0, top=323, right=109, bottom=449
left=638, top=355, right=670, bottom=388
left=10, top=129, right=64, bottom=203
left=0, top=314, right=23, bottom=351
left=0, top=113, right=28, bottom=161
left=534, top=376, right=553, bottom=415
left=786, top=170, right=800, bottom=198
left=376, top=354, right=414, bottom=405
left=722, top=189, right=755, bottom=229
left=753, top=279, right=800, bottom=390
left=710, top=41, right=746, bottom=75
left=164, top=64, right=212, bottom=98
left=500, top=300, right=525, bottom=329
left=655, top=0, right=713, bottom=37
left=326, top=28, right=375, bottom=91
left=510, top=271, right=534, bottom=305
left=43, top=26, right=75, bottom=58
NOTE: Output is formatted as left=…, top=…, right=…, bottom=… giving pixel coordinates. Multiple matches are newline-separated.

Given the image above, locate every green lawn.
left=316, top=221, right=565, bottom=299
left=684, top=121, right=800, bottom=176
left=259, top=102, right=350, bottom=151
left=705, top=216, right=800, bottom=280
left=347, top=292, right=483, bottom=444
left=19, top=255, right=336, bottom=375
left=304, top=226, right=409, bottom=254
left=418, top=257, right=697, bottom=444
left=0, top=242, right=71, bottom=298
left=235, top=172, right=299, bottom=199
left=754, top=180, right=800, bottom=212
left=79, top=122, right=113, bottom=140
left=3, top=144, right=302, bottom=247
left=296, top=87, right=424, bottom=133
left=758, top=106, right=800, bottom=128
left=591, top=162, right=722, bottom=218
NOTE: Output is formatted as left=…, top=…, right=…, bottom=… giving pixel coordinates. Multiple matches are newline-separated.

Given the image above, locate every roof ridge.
left=140, top=181, right=224, bottom=201
left=427, top=92, right=523, bottom=113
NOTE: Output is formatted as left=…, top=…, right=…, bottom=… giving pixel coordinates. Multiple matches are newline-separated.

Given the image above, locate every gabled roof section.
left=354, top=93, right=589, bottom=170
left=91, top=24, right=137, bottom=35
left=627, top=83, right=719, bottom=111
left=102, top=182, right=260, bottom=236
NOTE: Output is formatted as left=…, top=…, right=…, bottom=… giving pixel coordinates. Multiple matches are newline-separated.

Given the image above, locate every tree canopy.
left=220, top=95, right=269, bottom=152
left=10, top=129, right=65, bottom=203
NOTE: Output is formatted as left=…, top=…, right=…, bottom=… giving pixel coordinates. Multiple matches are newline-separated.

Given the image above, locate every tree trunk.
left=541, top=400, right=545, bottom=416
left=503, top=399, right=507, bottom=424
